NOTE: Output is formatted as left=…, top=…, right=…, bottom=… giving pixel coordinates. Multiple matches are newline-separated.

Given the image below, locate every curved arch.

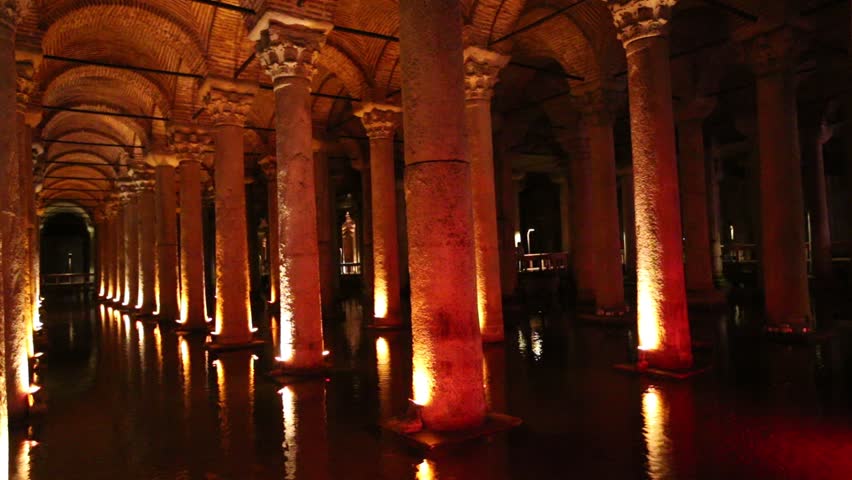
left=42, top=109, right=150, bottom=150
left=465, top=0, right=527, bottom=52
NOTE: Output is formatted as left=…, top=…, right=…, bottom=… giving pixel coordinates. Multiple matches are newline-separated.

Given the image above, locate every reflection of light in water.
left=412, top=364, right=431, bottom=407
left=642, top=386, right=671, bottom=480
left=280, top=386, right=298, bottom=479
left=530, top=316, right=544, bottom=362
left=733, top=305, right=743, bottom=327
left=343, top=300, right=363, bottom=360
left=179, top=337, right=191, bottom=411
left=416, top=459, right=435, bottom=480
left=135, top=319, right=145, bottom=375
left=517, top=329, right=527, bottom=358
left=376, top=338, right=391, bottom=418
left=153, top=325, right=163, bottom=380
left=16, top=439, right=37, bottom=479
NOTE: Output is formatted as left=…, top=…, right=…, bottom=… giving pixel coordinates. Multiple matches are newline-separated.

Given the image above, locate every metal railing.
left=340, top=262, right=362, bottom=275
left=42, top=273, right=95, bottom=286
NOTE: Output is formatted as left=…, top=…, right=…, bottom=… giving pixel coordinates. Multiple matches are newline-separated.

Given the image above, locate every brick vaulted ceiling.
left=15, top=0, right=850, bottom=213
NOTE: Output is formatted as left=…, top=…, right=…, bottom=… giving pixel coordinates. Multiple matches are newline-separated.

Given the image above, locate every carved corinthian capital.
left=16, top=60, right=35, bottom=109
left=202, top=85, right=254, bottom=127
left=737, top=25, right=801, bottom=78
left=605, top=0, right=677, bottom=46
left=249, top=11, right=332, bottom=85
left=0, top=0, right=28, bottom=29
left=463, top=46, right=509, bottom=101
left=355, top=103, right=401, bottom=140
left=170, top=126, right=212, bottom=164
left=572, top=84, right=623, bottom=127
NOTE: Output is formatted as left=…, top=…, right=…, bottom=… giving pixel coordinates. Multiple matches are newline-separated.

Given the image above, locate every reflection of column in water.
left=215, top=352, right=255, bottom=476
left=153, top=325, right=163, bottom=383
left=343, top=300, right=363, bottom=362
left=280, top=382, right=329, bottom=480
left=14, top=438, right=37, bottom=479
left=179, top=336, right=191, bottom=414
left=641, top=384, right=695, bottom=480
left=482, top=345, right=507, bottom=412
left=376, top=337, right=391, bottom=419
left=135, top=320, right=146, bottom=377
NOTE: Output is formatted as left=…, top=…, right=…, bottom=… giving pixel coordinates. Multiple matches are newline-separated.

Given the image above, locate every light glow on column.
left=374, top=278, right=388, bottom=319
left=637, top=268, right=662, bottom=352
left=412, top=357, right=432, bottom=407
left=416, top=459, right=435, bottom=480
left=178, top=292, right=189, bottom=324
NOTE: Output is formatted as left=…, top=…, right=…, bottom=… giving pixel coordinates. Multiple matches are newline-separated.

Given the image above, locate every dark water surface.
left=11, top=297, right=852, bottom=479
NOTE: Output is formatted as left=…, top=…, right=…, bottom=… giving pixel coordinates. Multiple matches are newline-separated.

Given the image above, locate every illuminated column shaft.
left=566, top=134, right=596, bottom=302
left=676, top=106, right=715, bottom=293
left=137, top=183, right=157, bottom=313
left=357, top=104, right=402, bottom=326
left=115, top=202, right=126, bottom=302
left=155, top=164, right=179, bottom=320
left=361, top=165, right=374, bottom=295
left=173, top=128, right=210, bottom=331
left=399, top=0, right=486, bottom=430
left=203, top=83, right=254, bottom=345
left=253, top=17, right=330, bottom=367
left=124, top=195, right=139, bottom=306
left=17, top=77, right=38, bottom=360
left=608, top=0, right=692, bottom=369
left=802, top=123, right=833, bottom=286
left=741, top=26, right=811, bottom=327
left=95, top=213, right=105, bottom=296
left=464, top=47, right=507, bottom=341
left=575, top=87, right=625, bottom=312
left=259, top=157, right=279, bottom=304
left=104, top=211, right=115, bottom=299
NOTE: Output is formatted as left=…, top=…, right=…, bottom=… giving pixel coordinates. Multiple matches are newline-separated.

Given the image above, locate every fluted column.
left=154, top=160, right=179, bottom=320
left=202, top=81, right=255, bottom=347
left=259, top=156, right=279, bottom=305
left=399, top=0, right=486, bottom=430
left=574, top=86, right=626, bottom=314
left=136, top=175, right=157, bottom=313
left=607, top=0, right=692, bottom=370
left=464, top=47, right=508, bottom=341
left=173, top=128, right=210, bottom=331
left=739, top=25, right=811, bottom=330
left=252, top=15, right=330, bottom=367
left=356, top=104, right=403, bottom=327
left=676, top=99, right=717, bottom=295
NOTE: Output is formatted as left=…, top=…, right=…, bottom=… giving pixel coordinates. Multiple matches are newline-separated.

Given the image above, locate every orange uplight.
left=416, top=459, right=435, bottom=480
left=276, top=306, right=294, bottom=363
left=412, top=364, right=432, bottom=407
left=374, top=280, right=388, bottom=319
left=636, top=271, right=662, bottom=352
left=376, top=337, right=389, bottom=363
left=178, top=293, right=189, bottom=324
left=376, top=337, right=391, bottom=418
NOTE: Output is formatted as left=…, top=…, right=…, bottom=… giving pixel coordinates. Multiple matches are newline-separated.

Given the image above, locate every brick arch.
left=464, top=0, right=526, bottom=51
left=41, top=201, right=94, bottom=222
left=42, top=109, right=150, bottom=152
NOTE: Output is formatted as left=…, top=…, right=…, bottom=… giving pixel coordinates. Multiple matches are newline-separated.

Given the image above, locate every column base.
left=613, top=361, right=711, bottom=380
left=367, top=315, right=406, bottom=330
left=481, top=331, right=505, bottom=343
left=686, top=288, right=728, bottom=306
left=205, top=338, right=266, bottom=352
left=765, top=321, right=813, bottom=340
left=268, top=363, right=337, bottom=380
left=576, top=305, right=633, bottom=325
left=383, top=409, right=522, bottom=451
left=176, top=324, right=211, bottom=335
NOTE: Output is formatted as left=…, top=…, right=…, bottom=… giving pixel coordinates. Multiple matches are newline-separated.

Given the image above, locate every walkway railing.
left=519, top=252, right=570, bottom=272
left=42, top=273, right=95, bottom=286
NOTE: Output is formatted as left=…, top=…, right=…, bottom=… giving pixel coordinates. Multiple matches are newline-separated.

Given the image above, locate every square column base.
left=613, top=362, right=711, bottom=380
left=366, top=317, right=407, bottom=331
left=205, top=339, right=266, bottom=352
left=383, top=412, right=522, bottom=451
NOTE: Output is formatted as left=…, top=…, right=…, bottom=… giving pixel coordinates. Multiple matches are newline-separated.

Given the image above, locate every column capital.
left=605, top=0, right=677, bottom=47
left=0, top=0, right=29, bottom=30
left=170, top=125, right=212, bottom=164
left=355, top=103, right=401, bottom=140
left=463, top=46, right=509, bottom=102
left=200, top=78, right=256, bottom=127
left=16, top=60, right=35, bottom=112
left=674, top=97, right=716, bottom=123
left=250, top=11, right=332, bottom=84
left=572, top=84, right=623, bottom=126
left=736, top=24, right=803, bottom=78
left=145, top=151, right=179, bottom=168
left=258, top=155, right=276, bottom=179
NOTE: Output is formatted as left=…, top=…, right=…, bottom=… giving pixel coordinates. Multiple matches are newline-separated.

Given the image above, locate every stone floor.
left=11, top=292, right=852, bottom=479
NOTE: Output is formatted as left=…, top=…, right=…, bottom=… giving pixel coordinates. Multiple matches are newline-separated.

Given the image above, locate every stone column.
left=553, top=176, right=572, bottom=254
left=259, top=156, right=279, bottom=305
left=399, top=0, right=486, bottom=430
left=801, top=120, right=834, bottom=288
left=739, top=25, right=811, bottom=330
left=137, top=175, right=157, bottom=314
left=676, top=99, right=717, bottom=295
left=706, top=150, right=726, bottom=285
left=356, top=104, right=403, bottom=327
left=574, top=86, right=626, bottom=314
left=17, top=61, right=38, bottom=364
left=252, top=16, right=331, bottom=368
left=104, top=204, right=117, bottom=300
left=566, top=132, right=597, bottom=303
left=314, top=141, right=336, bottom=316
left=496, top=153, right=519, bottom=296
left=360, top=162, right=374, bottom=296
left=154, top=161, right=179, bottom=320
left=620, top=171, right=638, bottom=280
left=123, top=191, right=139, bottom=307
left=464, top=47, right=508, bottom=341
left=173, top=128, right=210, bottom=331
left=95, top=209, right=107, bottom=297
left=202, top=81, right=255, bottom=347
left=607, top=0, right=693, bottom=370
left=114, top=198, right=126, bottom=303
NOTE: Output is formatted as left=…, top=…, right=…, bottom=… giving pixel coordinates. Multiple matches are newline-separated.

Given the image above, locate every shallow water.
left=11, top=297, right=852, bottom=479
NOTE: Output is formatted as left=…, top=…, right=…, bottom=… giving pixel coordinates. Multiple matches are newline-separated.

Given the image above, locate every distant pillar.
left=706, top=151, right=726, bottom=286
left=259, top=156, right=279, bottom=305
left=154, top=161, right=179, bottom=320
left=252, top=16, right=330, bottom=367
left=137, top=175, right=157, bottom=314
left=399, top=0, right=486, bottom=430
left=553, top=176, right=572, bottom=254
left=464, top=47, right=508, bottom=341
left=740, top=25, right=811, bottom=330
left=801, top=120, right=834, bottom=288
left=202, top=80, right=256, bottom=347
left=115, top=197, right=126, bottom=303
left=122, top=190, right=139, bottom=307
left=356, top=103, right=403, bottom=327
left=315, top=141, right=336, bottom=316
left=607, top=0, right=693, bottom=370
left=567, top=131, right=596, bottom=303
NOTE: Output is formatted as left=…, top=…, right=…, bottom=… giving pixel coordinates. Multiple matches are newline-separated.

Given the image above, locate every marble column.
left=399, top=0, right=486, bottom=430
left=104, top=204, right=117, bottom=300
left=607, top=0, right=693, bottom=370
left=95, top=210, right=107, bottom=297
left=252, top=17, right=330, bottom=368
left=567, top=133, right=597, bottom=303
left=360, top=163, right=374, bottom=296
left=574, top=86, right=626, bottom=313
left=356, top=103, right=403, bottom=327
left=496, top=153, right=519, bottom=296
left=259, top=156, right=279, bottom=305
left=202, top=81, right=255, bottom=347
left=16, top=62, right=38, bottom=366
left=123, top=191, right=139, bottom=307
left=137, top=176, right=157, bottom=313
left=676, top=99, right=717, bottom=294
left=154, top=161, right=179, bottom=320
left=801, top=121, right=834, bottom=288
left=174, top=129, right=210, bottom=331
left=464, top=47, right=508, bottom=341
left=740, top=25, right=811, bottom=330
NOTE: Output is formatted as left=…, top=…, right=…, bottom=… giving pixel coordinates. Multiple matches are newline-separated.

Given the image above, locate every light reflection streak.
left=416, top=459, right=435, bottom=480
left=179, top=337, right=191, bottom=412
left=280, top=386, right=298, bottom=479
left=376, top=337, right=391, bottom=418
left=642, top=386, right=670, bottom=480
left=136, top=321, right=146, bottom=376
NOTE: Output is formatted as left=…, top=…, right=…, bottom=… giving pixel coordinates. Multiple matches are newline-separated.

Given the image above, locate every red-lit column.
left=564, top=130, right=597, bottom=303
left=607, top=0, right=693, bottom=369
left=259, top=156, right=279, bottom=305
left=464, top=47, right=508, bottom=341
left=574, top=86, right=626, bottom=314
left=154, top=161, right=179, bottom=320
left=676, top=99, right=717, bottom=295
left=17, top=61, right=39, bottom=364
left=202, top=81, right=255, bottom=347
left=123, top=190, right=139, bottom=307
left=95, top=209, right=107, bottom=297
left=740, top=25, right=811, bottom=330
left=553, top=176, right=572, bottom=254
left=620, top=171, right=638, bottom=280
left=137, top=175, right=157, bottom=314
left=115, top=197, right=127, bottom=303
left=801, top=121, right=834, bottom=288
left=356, top=104, right=403, bottom=327
left=399, top=0, right=486, bottom=430
left=252, top=17, right=330, bottom=367
left=104, top=203, right=117, bottom=300
left=174, top=128, right=210, bottom=331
